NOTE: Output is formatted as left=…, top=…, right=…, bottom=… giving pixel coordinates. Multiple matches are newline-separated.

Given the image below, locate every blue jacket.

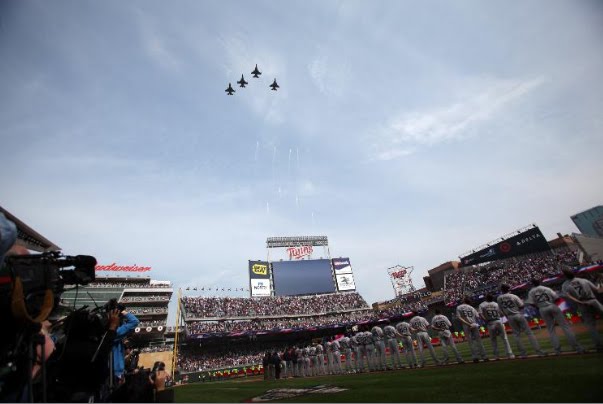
left=112, top=312, right=139, bottom=379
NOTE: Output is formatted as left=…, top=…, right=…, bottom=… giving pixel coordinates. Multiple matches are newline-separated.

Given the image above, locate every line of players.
left=280, top=274, right=603, bottom=377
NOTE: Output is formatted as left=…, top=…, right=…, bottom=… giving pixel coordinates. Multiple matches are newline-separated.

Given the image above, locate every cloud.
left=307, top=52, right=351, bottom=98
left=133, top=8, right=183, bottom=72
left=371, top=76, right=546, bottom=159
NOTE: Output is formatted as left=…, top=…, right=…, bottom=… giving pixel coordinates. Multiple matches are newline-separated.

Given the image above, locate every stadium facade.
left=571, top=205, right=603, bottom=238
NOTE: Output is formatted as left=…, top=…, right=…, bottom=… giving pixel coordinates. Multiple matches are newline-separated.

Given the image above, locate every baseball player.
left=315, top=342, right=325, bottom=375
left=384, top=324, right=404, bottom=369
left=478, top=294, right=515, bottom=360
left=339, top=335, right=354, bottom=373
left=561, top=269, right=603, bottom=351
left=456, top=297, right=489, bottom=363
left=410, top=314, right=440, bottom=367
left=309, top=345, right=319, bottom=376
left=371, top=326, right=387, bottom=371
left=395, top=320, right=418, bottom=368
left=303, top=346, right=311, bottom=376
left=526, top=278, right=584, bottom=355
left=351, top=332, right=364, bottom=372
left=497, top=284, right=546, bottom=358
left=324, top=341, right=333, bottom=375
left=295, top=346, right=304, bottom=377
left=431, top=309, right=464, bottom=364
left=364, top=330, right=376, bottom=371
left=331, top=339, right=343, bottom=374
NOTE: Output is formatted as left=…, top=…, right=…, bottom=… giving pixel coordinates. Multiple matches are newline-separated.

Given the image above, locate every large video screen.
left=272, top=259, right=336, bottom=296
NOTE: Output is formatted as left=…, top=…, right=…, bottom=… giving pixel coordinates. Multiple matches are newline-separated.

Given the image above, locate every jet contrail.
left=296, top=148, right=300, bottom=170
left=266, top=202, right=270, bottom=214
left=311, top=211, right=315, bottom=226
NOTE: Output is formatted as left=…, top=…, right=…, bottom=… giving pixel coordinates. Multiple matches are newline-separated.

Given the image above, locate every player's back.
left=431, top=314, right=450, bottom=330
left=456, top=303, right=478, bottom=323
left=410, top=316, right=428, bottom=332
left=384, top=325, right=397, bottom=338
left=396, top=321, right=412, bottom=336
left=563, top=278, right=596, bottom=300
left=478, top=301, right=501, bottom=321
left=528, top=286, right=557, bottom=308
left=497, top=293, right=523, bottom=316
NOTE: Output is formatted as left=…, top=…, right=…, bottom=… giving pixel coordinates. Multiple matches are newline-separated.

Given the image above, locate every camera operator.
left=106, top=299, right=140, bottom=385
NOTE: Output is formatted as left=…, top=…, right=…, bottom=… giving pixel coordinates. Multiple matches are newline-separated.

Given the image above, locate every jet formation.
left=225, top=64, right=279, bottom=95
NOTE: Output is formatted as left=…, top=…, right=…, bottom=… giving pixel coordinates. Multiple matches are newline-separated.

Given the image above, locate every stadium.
left=1, top=206, right=603, bottom=402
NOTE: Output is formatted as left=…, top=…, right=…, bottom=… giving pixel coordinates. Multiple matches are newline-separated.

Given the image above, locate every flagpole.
left=172, top=287, right=182, bottom=378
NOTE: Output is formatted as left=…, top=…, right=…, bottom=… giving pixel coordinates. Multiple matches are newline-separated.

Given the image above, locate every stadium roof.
left=266, top=236, right=329, bottom=248
left=0, top=205, right=60, bottom=252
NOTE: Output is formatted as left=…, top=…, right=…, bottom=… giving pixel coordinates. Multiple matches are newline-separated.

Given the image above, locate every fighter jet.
left=251, top=64, right=262, bottom=78
left=269, top=78, right=279, bottom=91
left=225, top=83, right=235, bottom=95
left=237, top=74, right=248, bottom=88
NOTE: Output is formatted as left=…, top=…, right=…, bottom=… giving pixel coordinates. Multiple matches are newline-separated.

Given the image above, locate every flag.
left=556, top=297, right=570, bottom=312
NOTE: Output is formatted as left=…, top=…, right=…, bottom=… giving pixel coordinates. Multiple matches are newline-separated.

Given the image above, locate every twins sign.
left=286, top=245, right=313, bottom=260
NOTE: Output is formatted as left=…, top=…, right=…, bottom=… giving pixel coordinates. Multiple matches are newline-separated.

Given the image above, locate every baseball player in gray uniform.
left=498, top=284, right=546, bottom=358
left=315, top=343, right=325, bottom=375
left=340, top=336, right=354, bottom=373
left=295, top=346, right=304, bottom=377
left=324, top=341, right=333, bottom=375
left=351, top=333, right=363, bottom=372
left=526, top=278, right=584, bottom=355
left=303, top=346, right=311, bottom=377
left=309, top=345, right=319, bottom=376
left=431, top=309, right=464, bottom=364
left=562, top=269, right=603, bottom=351
left=331, top=339, right=343, bottom=374
left=478, top=294, right=515, bottom=360
left=364, top=330, right=376, bottom=371
left=384, top=324, right=404, bottom=369
left=371, top=326, right=387, bottom=371
left=456, top=297, right=489, bottom=363
left=395, top=320, right=418, bottom=368
left=410, top=315, right=441, bottom=367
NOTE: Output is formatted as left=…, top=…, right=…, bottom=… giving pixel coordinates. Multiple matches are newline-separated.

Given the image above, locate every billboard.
left=336, top=273, right=356, bottom=291
left=332, top=257, right=353, bottom=275
left=249, top=260, right=271, bottom=297
left=460, top=226, right=550, bottom=266
left=272, top=259, right=336, bottom=296
left=250, top=279, right=271, bottom=297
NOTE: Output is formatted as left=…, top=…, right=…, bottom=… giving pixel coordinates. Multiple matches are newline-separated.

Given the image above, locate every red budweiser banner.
left=95, top=263, right=151, bottom=272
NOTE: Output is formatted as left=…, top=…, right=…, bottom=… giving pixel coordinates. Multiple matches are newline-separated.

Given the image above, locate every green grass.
left=175, top=327, right=603, bottom=402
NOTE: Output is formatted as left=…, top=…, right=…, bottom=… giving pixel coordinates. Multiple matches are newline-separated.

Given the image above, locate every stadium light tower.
left=387, top=265, right=416, bottom=297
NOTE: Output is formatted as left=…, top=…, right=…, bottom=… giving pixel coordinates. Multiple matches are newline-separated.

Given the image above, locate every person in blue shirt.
left=106, top=299, right=139, bottom=383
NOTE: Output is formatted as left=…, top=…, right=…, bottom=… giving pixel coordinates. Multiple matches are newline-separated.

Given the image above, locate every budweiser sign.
left=96, top=263, right=151, bottom=272
left=286, top=245, right=313, bottom=260
left=391, top=270, right=407, bottom=279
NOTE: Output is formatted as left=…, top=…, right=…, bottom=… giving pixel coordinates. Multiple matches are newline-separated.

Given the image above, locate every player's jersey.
left=383, top=325, right=397, bottom=339
left=316, top=344, right=323, bottom=354
left=478, top=301, right=501, bottom=322
left=431, top=314, right=452, bottom=331
left=331, top=340, right=341, bottom=352
left=456, top=304, right=479, bottom=325
left=325, top=342, right=331, bottom=354
left=309, top=347, right=316, bottom=356
left=562, top=278, right=597, bottom=301
left=364, top=331, right=375, bottom=345
left=395, top=322, right=412, bottom=336
left=350, top=335, right=359, bottom=347
left=295, top=348, right=303, bottom=359
left=497, top=293, right=524, bottom=316
left=371, top=326, right=384, bottom=341
left=527, top=286, right=558, bottom=308
left=339, top=337, right=350, bottom=350
left=302, top=348, right=309, bottom=357
left=410, top=316, right=429, bottom=333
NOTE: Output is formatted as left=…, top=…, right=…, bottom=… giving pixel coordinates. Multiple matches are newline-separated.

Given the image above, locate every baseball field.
left=174, top=327, right=603, bottom=402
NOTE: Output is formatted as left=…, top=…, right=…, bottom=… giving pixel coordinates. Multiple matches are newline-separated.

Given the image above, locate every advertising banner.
left=460, top=226, right=551, bottom=266
left=332, top=257, right=353, bottom=275
left=336, top=273, right=356, bottom=291
left=250, top=278, right=271, bottom=297
left=249, top=261, right=270, bottom=278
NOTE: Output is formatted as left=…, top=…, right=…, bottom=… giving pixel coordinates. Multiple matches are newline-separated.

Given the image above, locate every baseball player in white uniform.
left=364, top=330, right=376, bottom=371
left=309, top=345, right=319, bottom=376
left=456, top=297, right=489, bottom=363
left=526, top=278, right=584, bottom=355
left=351, top=333, right=364, bottom=372
left=324, top=341, right=333, bottom=375
left=384, top=324, right=404, bottom=369
left=431, top=309, right=464, bottom=364
left=295, top=346, right=304, bottom=377
left=371, top=326, right=387, bottom=371
left=395, top=320, right=418, bottom=368
left=561, top=269, right=603, bottom=351
left=478, top=294, right=514, bottom=360
left=410, top=315, right=441, bottom=367
left=315, top=343, right=325, bottom=375
left=498, top=284, right=546, bottom=358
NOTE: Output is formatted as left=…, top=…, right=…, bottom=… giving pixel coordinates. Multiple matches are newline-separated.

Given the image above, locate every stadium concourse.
left=173, top=250, right=603, bottom=382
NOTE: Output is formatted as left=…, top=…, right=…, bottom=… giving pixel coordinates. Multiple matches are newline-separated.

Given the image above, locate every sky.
left=1, top=0, right=602, bottom=324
